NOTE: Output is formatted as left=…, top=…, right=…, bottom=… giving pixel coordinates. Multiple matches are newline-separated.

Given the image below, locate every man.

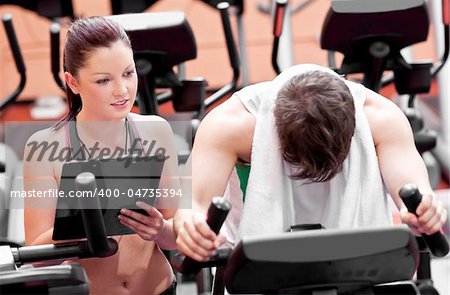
left=174, top=64, right=447, bottom=261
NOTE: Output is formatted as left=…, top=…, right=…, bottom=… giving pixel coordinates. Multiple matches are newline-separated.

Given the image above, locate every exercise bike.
left=172, top=184, right=449, bottom=294
left=0, top=172, right=118, bottom=294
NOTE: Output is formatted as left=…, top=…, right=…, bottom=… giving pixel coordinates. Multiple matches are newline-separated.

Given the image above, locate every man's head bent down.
left=274, top=71, right=356, bottom=182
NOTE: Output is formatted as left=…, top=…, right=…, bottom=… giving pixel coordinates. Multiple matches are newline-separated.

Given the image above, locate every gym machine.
left=0, top=172, right=118, bottom=294
left=172, top=185, right=449, bottom=294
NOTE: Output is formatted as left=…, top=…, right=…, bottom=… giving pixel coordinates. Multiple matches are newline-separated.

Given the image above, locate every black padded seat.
left=320, top=0, right=428, bottom=69
left=108, top=12, right=196, bottom=80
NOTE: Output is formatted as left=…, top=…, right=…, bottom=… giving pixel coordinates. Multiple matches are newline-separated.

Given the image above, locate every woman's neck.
left=76, top=108, right=128, bottom=122
left=75, top=118, right=128, bottom=153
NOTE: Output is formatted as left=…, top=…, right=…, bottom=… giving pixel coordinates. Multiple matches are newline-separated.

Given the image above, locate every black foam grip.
left=180, top=197, right=231, bottom=275
left=399, top=184, right=449, bottom=257
left=206, top=197, right=232, bottom=233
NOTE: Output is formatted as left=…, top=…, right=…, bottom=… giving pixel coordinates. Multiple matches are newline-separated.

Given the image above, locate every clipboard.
left=52, top=155, right=166, bottom=240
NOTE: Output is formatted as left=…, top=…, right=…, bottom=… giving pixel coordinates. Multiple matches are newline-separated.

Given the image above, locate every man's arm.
left=174, top=96, right=254, bottom=261
left=366, top=89, right=447, bottom=235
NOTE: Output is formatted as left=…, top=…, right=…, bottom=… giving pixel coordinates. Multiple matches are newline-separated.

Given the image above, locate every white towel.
left=223, top=64, right=391, bottom=241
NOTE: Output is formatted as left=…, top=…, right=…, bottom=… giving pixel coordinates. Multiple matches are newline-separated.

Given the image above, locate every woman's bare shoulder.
left=25, top=125, right=66, bottom=147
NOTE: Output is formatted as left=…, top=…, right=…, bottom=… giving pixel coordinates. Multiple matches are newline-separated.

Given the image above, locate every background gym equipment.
left=0, top=172, right=118, bottom=294
left=0, top=14, right=26, bottom=112
left=320, top=0, right=449, bottom=188
left=106, top=3, right=240, bottom=117
left=0, top=0, right=74, bottom=21
left=49, top=22, right=65, bottom=93
left=260, top=0, right=317, bottom=74
left=109, top=0, right=157, bottom=15
left=199, top=0, right=249, bottom=87
left=271, top=0, right=288, bottom=75
left=420, top=0, right=450, bottom=181
left=0, top=14, right=26, bottom=244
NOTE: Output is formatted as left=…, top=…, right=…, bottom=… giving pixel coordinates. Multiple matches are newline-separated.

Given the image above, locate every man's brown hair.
left=274, top=71, right=355, bottom=182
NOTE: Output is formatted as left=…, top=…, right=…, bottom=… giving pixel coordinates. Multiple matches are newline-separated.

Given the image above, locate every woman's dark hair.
left=274, top=71, right=356, bottom=182
left=54, top=16, right=131, bottom=129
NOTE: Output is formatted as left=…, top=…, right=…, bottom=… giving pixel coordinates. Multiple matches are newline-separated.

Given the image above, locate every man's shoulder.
left=207, top=95, right=256, bottom=130
left=363, top=88, right=412, bottom=145
left=234, top=81, right=273, bottom=97
left=197, top=96, right=255, bottom=154
left=363, top=89, right=406, bottom=124
left=234, top=82, right=273, bottom=108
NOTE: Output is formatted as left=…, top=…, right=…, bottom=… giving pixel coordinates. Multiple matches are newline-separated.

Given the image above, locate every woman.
left=24, top=16, right=179, bottom=294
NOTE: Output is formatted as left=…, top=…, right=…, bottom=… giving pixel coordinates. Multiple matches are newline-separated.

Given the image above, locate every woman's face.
left=66, top=40, right=137, bottom=121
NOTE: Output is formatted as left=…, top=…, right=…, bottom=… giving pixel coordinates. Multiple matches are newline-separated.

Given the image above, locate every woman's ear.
left=64, top=72, right=79, bottom=94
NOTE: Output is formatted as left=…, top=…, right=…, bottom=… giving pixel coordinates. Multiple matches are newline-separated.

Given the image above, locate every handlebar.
left=176, top=197, right=231, bottom=275
left=0, top=14, right=26, bottom=111
left=76, top=172, right=118, bottom=257
left=443, top=0, right=449, bottom=25
left=11, top=172, right=118, bottom=266
left=399, top=184, right=449, bottom=257
left=272, top=0, right=288, bottom=74
left=204, top=2, right=240, bottom=109
left=50, top=23, right=66, bottom=92
left=11, top=241, right=91, bottom=265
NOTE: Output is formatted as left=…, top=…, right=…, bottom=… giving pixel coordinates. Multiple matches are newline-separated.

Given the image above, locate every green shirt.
left=235, top=163, right=251, bottom=202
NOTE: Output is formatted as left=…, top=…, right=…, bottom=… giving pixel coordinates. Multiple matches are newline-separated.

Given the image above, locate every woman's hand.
left=118, top=201, right=177, bottom=249
left=118, top=201, right=164, bottom=241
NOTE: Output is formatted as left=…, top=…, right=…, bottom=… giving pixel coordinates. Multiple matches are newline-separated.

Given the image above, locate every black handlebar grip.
left=273, top=0, right=288, bottom=37
left=75, top=172, right=118, bottom=257
left=399, top=184, right=449, bottom=257
left=180, top=196, right=231, bottom=275
left=206, top=196, right=232, bottom=233
left=2, top=14, right=26, bottom=74
left=50, top=23, right=61, bottom=76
